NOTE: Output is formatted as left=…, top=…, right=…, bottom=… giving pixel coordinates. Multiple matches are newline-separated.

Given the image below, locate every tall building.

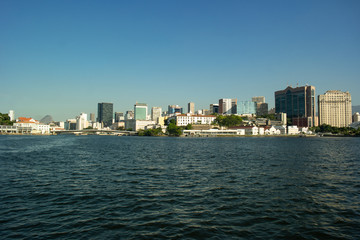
left=114, top=112, right=124, bottom=122
left=168, top=105, right=183, bottom=114
left=97, top=102, right=113, bottom=127
left=134, top=103, right=148, bottom=120
left=237, top=101, right=257, bottom=115
left=252, top=96, right=268, bottom=116
left=275, top=85, right=316, bottom=127
left=8, top=110, right=15, bottom=121
left=210, top=104, right=219, bottom=114
left=318, top=90, right=352, bottom=127
left=219, top=99, right=237, bottom=115
left=90, top=113, right=95, bottom=122
left=125, top=110, right=134, bottom=120
left=76, top=113, right=88, bottom=130
left=151, top=107, right=162, bottom=122
left=252, top=96, right=265, bottom=103
left=188, top=102, right=195, bottom=114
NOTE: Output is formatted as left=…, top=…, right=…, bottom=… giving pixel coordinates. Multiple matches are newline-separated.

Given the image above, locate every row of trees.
left=212, top=114, right=243, bottom=127
left=311, top=124, right=360, bottom=136
left=0, top=113, right=14, bottom=125
left=137, top=120, right=193, bottom=137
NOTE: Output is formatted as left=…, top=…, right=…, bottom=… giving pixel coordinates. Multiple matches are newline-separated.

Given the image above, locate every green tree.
left=213, top=115, right=243, bottom=128
left=258, top=114, right=276, bottom=120
left=185, top=124, right=193, bottom=130
left=0, top=113, right=14, bottom=125
left=139, top=128, right=164, bottom=136
left=167, top=119, right=182, bottom=136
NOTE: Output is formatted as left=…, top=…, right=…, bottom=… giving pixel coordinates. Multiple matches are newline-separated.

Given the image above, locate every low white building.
left=287, top=125, right=299, bottom=135
left=264, top=126, right=280, bottom=135
left=274, top=125, right=287, bottom=135
left=173, top=114, right=216, bottom=126
left=125, top=119, right=156, bottom=131
left=258, top=127, right=265, bottom=135
left=14, top=117, right=50, bottom=134
left=183, top=129, right=245, bottom=136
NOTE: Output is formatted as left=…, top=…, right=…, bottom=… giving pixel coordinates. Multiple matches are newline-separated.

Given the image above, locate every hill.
left=40, top=115, right=54, bottom=124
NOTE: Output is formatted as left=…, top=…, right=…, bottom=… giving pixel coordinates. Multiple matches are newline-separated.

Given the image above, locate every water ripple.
left=0, top=136, right=359, bottom=239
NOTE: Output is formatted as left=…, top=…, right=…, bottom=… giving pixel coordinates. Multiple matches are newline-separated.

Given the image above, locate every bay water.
left=0, top=135, right=359, bottom=239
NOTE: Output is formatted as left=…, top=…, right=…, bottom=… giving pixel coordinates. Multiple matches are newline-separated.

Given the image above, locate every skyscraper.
left=134, top=103, right=148, bottom=120
left=97, top=102, right=113, bottom=127
left=219, top=99, right=237, bottom=115
left=251, top=96, right=268, bottom=116
left=151, top=107, right=162, bottom=122
left=275, top=85, right=316, bottom=127
left=168, top=105, right=183, bottom=114
left=8, top=110, right=14, bottom=121
left=114, top=112, right=124, bottom=122
left=210, top=104, right=219, bottom=114
left=251, top=96, right=265, bottom=103
left=318, top=90, right=352, bottom=127
left=237, top=101, right=257, bottom=115
left=188, top=102, right=195, bottom=114
left=90, top=113, right=95, bottom=122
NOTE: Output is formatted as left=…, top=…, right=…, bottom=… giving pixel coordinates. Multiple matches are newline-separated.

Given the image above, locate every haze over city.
left=1, top=0, right=359, bottom=121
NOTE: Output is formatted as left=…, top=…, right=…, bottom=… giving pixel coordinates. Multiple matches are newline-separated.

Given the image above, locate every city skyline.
left=1, top=0, right=360, bottom=121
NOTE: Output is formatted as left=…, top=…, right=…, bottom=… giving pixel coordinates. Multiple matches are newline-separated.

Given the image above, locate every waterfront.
left=0, top=135, right=359, bottom=239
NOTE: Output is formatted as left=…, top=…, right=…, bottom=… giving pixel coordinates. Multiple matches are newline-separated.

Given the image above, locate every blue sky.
left=1, top=0, right=359, bottom=121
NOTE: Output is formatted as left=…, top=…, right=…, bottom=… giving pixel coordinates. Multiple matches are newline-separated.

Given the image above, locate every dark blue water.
left=0, top=135, right=359, bottom=239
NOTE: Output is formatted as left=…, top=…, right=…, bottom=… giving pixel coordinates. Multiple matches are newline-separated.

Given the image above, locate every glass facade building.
left=97, top=102, right=113, bottom=127
left=237, top=101, right=257, bottom=115
left=134, top=103, right=148, bottom=120
left=275, top=85, right=316, bottom=127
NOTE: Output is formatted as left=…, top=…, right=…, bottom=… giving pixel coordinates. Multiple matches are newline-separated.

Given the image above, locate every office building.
left=275, top=85, right=316, bottom=127
left=251, top=96, right=268, bottom=116
left=151, top=107, right=162, bottom=122
left=252, top=96, right=265, bottom=103
left=134, top=103, right=147, bottom=120
left=168, top=105, right=183, bottom=115
left=76, top=113, right=88, bottom=130
left=114, top=112, right=124, bottom=122
left=188, top=102, right=195, bottom=114
left=90, top=113, right=95, bottom=122
left=318, top=90, right=352, bottom=127
left=125, top=110, right=134, bottom=120
left=219, top=98, right=237, bottom=115
left=237, top=101, right=257, bottom=115
left=210, top=104, right=219, bottom=114
left=97, top=102, right=113, bottom=127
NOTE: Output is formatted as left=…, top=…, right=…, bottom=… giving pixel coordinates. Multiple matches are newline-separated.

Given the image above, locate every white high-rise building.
left=151, top=107, right=162, bottom=123
left=219, top=98, right=237, bottom=115
left=76, top=113, right=88, bottom=130
left=8, top=110, right=14, bottom=121
left=318, top=90, right=352, bottom=127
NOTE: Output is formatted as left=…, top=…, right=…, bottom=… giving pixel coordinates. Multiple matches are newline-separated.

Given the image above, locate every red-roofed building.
left=14, top=117, right=50, bottom=134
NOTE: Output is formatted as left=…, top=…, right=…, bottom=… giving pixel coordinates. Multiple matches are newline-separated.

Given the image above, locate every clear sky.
left=1, top=0, right=359, bottom=121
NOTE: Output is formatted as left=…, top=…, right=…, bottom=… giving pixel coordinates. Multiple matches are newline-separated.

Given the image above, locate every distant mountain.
left=40, top=115, right=54, bottom=124
left=353, top=105, right=360, bottom=114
